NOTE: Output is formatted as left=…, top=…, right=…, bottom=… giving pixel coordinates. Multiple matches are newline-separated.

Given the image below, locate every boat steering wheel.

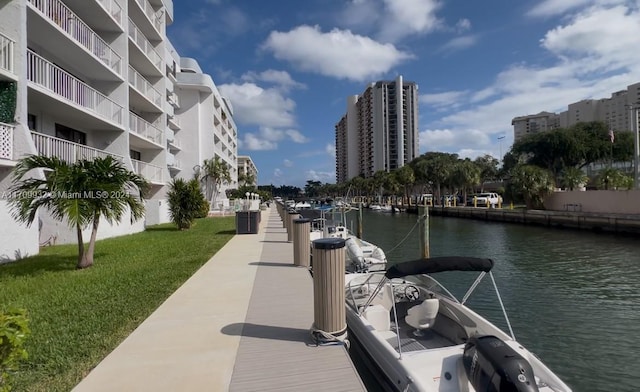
left=404, top=285, right=420, bottom=301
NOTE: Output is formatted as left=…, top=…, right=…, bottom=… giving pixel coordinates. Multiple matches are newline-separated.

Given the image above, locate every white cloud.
left=326, top=143, right=336, bottom=158
left=306, top=170, right=335, bottom=183
left=455, top=18, right=472, bottom=32
left=423, top=3, right=640, bottom=160
left=239, top=127, right=310, bottom=151
left=262, top=25, right=414, bottom=81
left=421, top=90, right=468, bottom=109
left=241, top=69, right=306, bottom=91
left=541, top=5, right=640, bottom=70
left=526, top=0, right=625, bottom=17
left=286, top=129, right=310, bottom=143
left=377, top=0, right=443, bottom=41
left=283, top=159, right=293, bottom=167
left=439, top=35, right=478, bottom=53
left=218, top=82, right=296, bottom=128
left=241, top=133, right=277, bottom=151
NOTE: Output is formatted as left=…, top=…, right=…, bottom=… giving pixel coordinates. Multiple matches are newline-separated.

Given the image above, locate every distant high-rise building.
left=512, top=82, right=640, bottom=142
left=512, top=112, right=561, bottom=140
left=335, top=75, right=419, bottom=183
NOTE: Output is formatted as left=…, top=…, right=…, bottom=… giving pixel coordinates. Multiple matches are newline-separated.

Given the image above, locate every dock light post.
left=497, top=135, right=505, bottom=163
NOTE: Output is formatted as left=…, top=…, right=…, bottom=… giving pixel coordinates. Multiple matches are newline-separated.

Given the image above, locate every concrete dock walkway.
left=73, top=207, right=365, bottom=392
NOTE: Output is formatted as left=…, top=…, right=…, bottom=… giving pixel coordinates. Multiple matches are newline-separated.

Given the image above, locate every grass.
left=0, top=216, right=235, bottom=392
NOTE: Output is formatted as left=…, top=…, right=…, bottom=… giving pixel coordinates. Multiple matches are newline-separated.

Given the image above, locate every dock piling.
left=293, top=218, right=311, bottom=267
left=311, top=238, right=347, bottom=343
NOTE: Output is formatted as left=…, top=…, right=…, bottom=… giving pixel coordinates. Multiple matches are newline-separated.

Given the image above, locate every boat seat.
left=405, top=298, right=439, bottom=335
left=371, top=284, right=394, bottom=312
left=364, top=304, right=391, bottom=332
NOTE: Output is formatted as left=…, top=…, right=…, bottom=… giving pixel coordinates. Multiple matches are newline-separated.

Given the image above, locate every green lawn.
left=0, top=217, right=235, bottom=392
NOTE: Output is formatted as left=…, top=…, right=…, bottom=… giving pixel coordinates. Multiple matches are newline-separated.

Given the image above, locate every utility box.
left=235, top=211, right=260, bottom=234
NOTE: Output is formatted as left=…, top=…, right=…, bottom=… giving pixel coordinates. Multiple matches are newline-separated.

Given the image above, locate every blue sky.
left=167, top=0, right=640, bottom=187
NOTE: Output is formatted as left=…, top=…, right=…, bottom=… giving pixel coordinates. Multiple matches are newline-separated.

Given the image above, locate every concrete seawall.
left=408, top=206, right=640, bottom=235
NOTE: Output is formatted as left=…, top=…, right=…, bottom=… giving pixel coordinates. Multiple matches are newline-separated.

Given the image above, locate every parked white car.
left=469, top=192, right=502, bottom=207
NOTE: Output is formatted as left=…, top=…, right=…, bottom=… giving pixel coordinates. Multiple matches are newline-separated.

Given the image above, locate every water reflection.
left=352, top=209, right=640, bottom=392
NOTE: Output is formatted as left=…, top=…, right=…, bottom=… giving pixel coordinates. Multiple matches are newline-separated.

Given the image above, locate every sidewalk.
left=73, top=207, right=364, bottom=391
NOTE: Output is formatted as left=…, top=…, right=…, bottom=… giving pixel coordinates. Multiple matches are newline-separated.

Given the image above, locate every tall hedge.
left=0, top=81, right=17, bottom=123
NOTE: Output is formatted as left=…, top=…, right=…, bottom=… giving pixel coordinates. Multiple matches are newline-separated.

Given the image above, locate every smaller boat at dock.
left=310, top=219, right=387, bottom=273
left=345, top=256, right=572, bottom=392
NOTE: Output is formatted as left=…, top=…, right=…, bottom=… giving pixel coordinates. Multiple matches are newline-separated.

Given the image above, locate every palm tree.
left=561, top=167, right=589, bottom=190
left=9, top=155, right=148, bottom=269
left=167, top=178, right=206, bottom=230
left=197, top=156, right=231, bottom=209
left=509, top=164, right=555, bottom=209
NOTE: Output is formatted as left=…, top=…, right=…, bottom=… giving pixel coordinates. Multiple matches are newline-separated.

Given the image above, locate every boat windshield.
left=345, top=272, right=460, bottom=312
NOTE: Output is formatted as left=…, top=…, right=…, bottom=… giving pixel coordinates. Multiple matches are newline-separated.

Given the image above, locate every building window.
left=130, top=150, right=141, bottom=160
left=55, top=124, right=86, bottom=145
left=27, top=114, right=37, bottom=131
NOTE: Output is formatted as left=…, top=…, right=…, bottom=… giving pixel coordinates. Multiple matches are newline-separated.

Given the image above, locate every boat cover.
left=384, top=256, right=494, bottom=279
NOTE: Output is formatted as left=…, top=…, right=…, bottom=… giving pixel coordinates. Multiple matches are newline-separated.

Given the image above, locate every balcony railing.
left=168, top=136, right=180, bottom=149
left=168, top=157, right=181, bottom=170
left=128, top=65, right=162, bottom=107
left=128, top=18, right=162, bottom=71
left=167, top=114, right=180, bottom=130
left=167, top=91, right=179, bottom=108
left=28, top=0, right=122, bottom=75
left=133, top=0, right=163, bottom=33
left=28, top=50, right=124, bottom=126
left=31, top=131, right=122, bottom=164
left=0, top=33, right=15, bottom=76
left=0, top=122, right=14, bottom=160
left=96, top=0, right=123, bottom=26
left=132, top=159, right=163, bottom=183
left=129, top=112, right=163, bottom=145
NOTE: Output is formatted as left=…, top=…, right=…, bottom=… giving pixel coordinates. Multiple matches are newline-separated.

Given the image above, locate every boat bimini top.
left=358, top=256, right=516, bottom=347
left=384, top=256, right=494, bottom=279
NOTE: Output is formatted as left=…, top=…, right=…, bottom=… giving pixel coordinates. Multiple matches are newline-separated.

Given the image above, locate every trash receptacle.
left=235, top=211, right=259, bottom=234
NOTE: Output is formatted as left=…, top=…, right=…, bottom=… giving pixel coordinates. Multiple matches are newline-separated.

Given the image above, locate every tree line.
left=275, top=121, right=635, bottom=209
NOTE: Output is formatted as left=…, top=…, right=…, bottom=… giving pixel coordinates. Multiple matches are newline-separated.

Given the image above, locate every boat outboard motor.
left=462, top=335, right=539, bottom=392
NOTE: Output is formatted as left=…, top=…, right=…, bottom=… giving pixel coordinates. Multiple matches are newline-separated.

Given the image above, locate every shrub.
left=0, top=308, right=30, bottom=392
left=196, top=195, right=210, bottom=219
left=167, top=178, right=207, bottom=229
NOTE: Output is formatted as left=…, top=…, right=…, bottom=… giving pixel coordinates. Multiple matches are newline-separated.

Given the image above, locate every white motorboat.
left=310, top=222, right=387, bottom=273
left=345, top=256, right=572, bottom=392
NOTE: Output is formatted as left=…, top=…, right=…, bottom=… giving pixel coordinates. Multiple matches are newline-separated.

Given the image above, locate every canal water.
left=340, top=208, right=640, bottom=392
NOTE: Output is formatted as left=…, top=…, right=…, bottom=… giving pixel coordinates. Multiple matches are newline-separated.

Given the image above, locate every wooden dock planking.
left=229, top=209, right=366, bottom=392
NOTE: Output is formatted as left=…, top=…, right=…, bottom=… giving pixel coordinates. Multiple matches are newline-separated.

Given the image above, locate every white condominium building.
left=0, top=0, right=238, bottom=261
left=335, top=75, right=419, bottom=183
left=237, top=155, right=258, bottom=186
left=511, top=112, right=561, bottom=141
left=512, top=82, right=640, bottom=142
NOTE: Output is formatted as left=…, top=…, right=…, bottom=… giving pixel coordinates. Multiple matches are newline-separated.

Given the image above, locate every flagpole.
left=628, top=103, right=640, bottom=190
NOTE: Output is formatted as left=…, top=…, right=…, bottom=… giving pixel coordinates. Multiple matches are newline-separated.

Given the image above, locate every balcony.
left=0, top=33, right=16, bottom=81
left=167, top=154, right=181, bottom=171
left=59, top=0, right=122, bottom=32
left=129, top=112, right=163, bottom=147
left=0, top=122, right=14, bottom=161
left=167, top=135, right=180, bottom=151
left=167, top=91, right=179, bottom=109
left=96, top=0, right=123, bottom=27
left=27, top=0, right=122, bottom=77
left=131, top=0, right=163, bottom=39
left=128, top=65, right=162, bottom=111
left=31, top=131, right=123, bottom=164
left=167, top=114, right=180, bottom=130
left=128, top=18, right=162, bottom=75
left=132, top=159, right=164, bottom=184
left=27, top=50, right=125, bottom=128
